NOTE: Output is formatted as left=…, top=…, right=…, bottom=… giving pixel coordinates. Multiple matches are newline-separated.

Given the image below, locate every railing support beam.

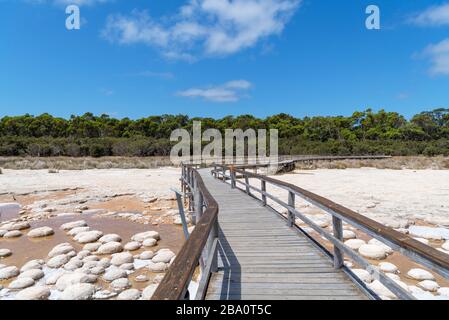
left=332, top=216, right=344, bottom=269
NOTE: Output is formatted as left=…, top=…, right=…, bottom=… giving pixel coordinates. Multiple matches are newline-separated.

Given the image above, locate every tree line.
left=0, top=108, right=448, bottom=157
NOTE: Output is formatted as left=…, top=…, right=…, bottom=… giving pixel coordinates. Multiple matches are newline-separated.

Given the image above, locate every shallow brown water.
left=0, top=215, right=185, bottom=289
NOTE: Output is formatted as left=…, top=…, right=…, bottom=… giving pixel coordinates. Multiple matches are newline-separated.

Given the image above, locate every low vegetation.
left=0, top=109, right=448, bottom=157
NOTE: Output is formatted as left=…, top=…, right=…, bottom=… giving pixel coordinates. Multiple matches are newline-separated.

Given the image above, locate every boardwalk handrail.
left=152, top=164, right=219, bottom=300
left=212, top=164, right=449, bottom=300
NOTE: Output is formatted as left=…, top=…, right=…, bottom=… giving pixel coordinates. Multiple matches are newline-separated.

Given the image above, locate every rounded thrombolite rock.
left=152, top=249, right=175, bottom=263
left=147, top=261, right=168, bottom=272
left=48, top=243, right=75, bottom=258
left=47, top=254, right=70, bottom=268
left=418, top=280, right=440, bottom=292
left=378, top=262, right=398, bottom=274
left=27, top=226, right=54, bottom=238
left=0, top=248, right=12, bottom=258
left=8, top=277, right=35, bottom=290
left=0, top=265, right=20, bottom=280
left=97, top=242, right=123, bottom=255
left=367, top=239, right=393, bottom=254
left=131, top=231, right=160, bottom=242
left=141, top=284, right=158, bottom=299
left=344, top=239, right=366, bottom=250
left=20, top=259, right=44, bottom=272
left=15, top=286, right=51, bottom=300
left=74, top=230, right=103, bottom=244
left=68, top=227, right=90, bottom=237
left=111, top=252, right=134, bottom=266
left=0, top=230, right=7, bottom=237
left=438, top=287, right=449, bottom=297
left=111, top=278, right=132, bottom=291
left=64, top=259, right=84, bottom=271
left=60, top=220, right=87, bottom=231
left=119, top=263, right=134, bottom=271
left=1, top=221, right=30, bottom=231
left=407, top=268, right=435, bottom=281
left=142, top=238, right=157, bottom=247
left=55, top=272, right=97, bottom=291
left=124, top=241, right=141, bottom=251
left=61, top=283, right=96, bottom=300
left=83, top=242, right=102, bottom=252
left=19, top=268, right=44, bottom=280
left=117, top=289, right=141, bottom=300
left=99, top=234, right=122, bottom=243
left=3, top=230, right=22, bottom=238
left=351, top=269, right=373, bottom=283
left=102, top=268, right=128, bottom=282
left=342, top=230, right=356, bottom=240
left=367, top=280, right=395, bottom=299
left=139, top=251, right=155, bottom=260
left=358, top=244, right=388, bottom=260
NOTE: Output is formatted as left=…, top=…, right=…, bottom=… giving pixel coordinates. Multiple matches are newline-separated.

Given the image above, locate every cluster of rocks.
left=0, top=219, right=176, bottom=300
left=349, top=263, right=449, bottom=300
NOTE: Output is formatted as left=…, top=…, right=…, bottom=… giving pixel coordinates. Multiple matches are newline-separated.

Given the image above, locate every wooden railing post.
left=332, top=216, right=344, bottom=269
left=261, top=180, right=267, bottom=206
left=222, top=167, right=226, bottom=181
left=287, top=191, right=295, bottom=227
left=243, top=169, right=250, bottom=195
left=230, top=167, right=236, bottom=189
left=195, top=182, right=203, bottom=224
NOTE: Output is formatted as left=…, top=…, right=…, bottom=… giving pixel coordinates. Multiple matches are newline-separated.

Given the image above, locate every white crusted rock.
left=0, top=266, right=19, bottom=280
left=83, top=242, right=102, bottom=252
left=147, top=261, right=168, bottom=272
left=20, top=259, right=44, bottom=272
left=111, top=252, right=133, bottom=266
left=344, top=239, right=366, bottom=250
left=152, top=249, right=175, bottom=263
left=358, top=244, right=387, bottom=260
left=15, top=285, right=50, bottom=300
left=378, top=262, right=398, bottom=274
left=124, top=241, right=141, bottom=251
left=418, top=280, right=440, bottom=292
left=141, top=284, right=158, bottom=299
left=99, top=234, right=122, bottom=243
left=8, top=277, right=35, bottom=290
left=27, top=226, right=54, bottom=238
left=139, top=251, right=155, bottom=260
left=19, top=268, right=44, bottom=280
left=102, top=268, right=127, bottom=282
left=61, top=283, right=96, bottom=300
left=0, top=248, right=12, bottom=258
left=48, top=243, right=74, bottom=258
left=132, top=231, right=160, bottom=242
left=110, top=278, right=131, bottom=291
left=74, top=230, right=103, bottom=244
left=142, top=238, right=157, bottom=247
left=117, top=289, right=141, bottom=300
left=407, top=268, right=435, bottom=281
left=47, top=254, right=70, bottom=268
left=97, top=242, right=123, bottom=255
left=60, top=220, right=87, bottom=230
left=351, top=269, right=373, bottom=283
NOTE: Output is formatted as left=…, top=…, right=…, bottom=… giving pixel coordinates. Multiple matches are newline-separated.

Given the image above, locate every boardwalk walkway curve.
left=152, top=164, right=449, bottom=301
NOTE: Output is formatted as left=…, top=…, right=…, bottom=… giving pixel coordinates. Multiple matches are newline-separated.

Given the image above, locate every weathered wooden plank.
left=196, top=169, right=367, bottom=301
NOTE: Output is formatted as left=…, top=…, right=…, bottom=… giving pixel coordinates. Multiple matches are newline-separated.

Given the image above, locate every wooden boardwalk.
left=198, top=169, right=368, bottom=300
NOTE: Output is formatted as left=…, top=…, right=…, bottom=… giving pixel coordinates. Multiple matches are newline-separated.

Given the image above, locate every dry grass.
left=0, top=156, right=173, bottom=170
left=294, top=156, right=449, bottom=170
left=1, top=156, right=448, bottom=170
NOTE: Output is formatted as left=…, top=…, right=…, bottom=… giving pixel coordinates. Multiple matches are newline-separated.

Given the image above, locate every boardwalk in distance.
left=198, top=169, right=368, bottom=300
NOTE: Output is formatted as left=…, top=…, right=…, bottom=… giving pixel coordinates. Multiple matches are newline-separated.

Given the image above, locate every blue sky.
left=1, top=0, right=449, bottom=119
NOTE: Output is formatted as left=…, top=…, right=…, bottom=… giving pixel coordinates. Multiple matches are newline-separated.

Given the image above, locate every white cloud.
left=411, top=3, right=449, bottom=26
left=176, top=79, right=252, bottom=102
left=424, top=38, right=449, bottom=75
left=102, top=0, right=300, bottom=60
